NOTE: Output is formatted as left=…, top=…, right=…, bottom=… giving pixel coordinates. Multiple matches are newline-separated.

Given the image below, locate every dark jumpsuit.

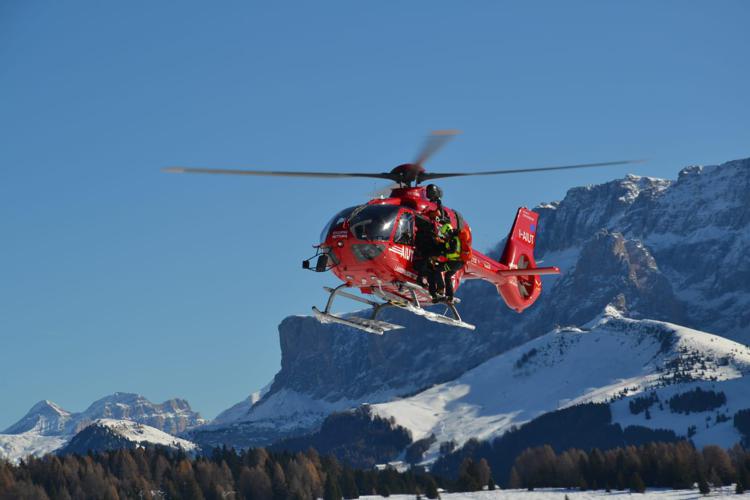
left=438, top=227, right=464, bottom=299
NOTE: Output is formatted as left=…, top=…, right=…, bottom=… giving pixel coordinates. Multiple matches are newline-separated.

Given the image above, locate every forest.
left=3, top=440, right=750, bottom=499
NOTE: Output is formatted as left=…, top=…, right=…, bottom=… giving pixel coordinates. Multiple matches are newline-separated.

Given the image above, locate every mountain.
left=3, top=400, right=72, bottom=436
left=196, top=157, right=750, bottom=449
left=59, top=419, right=197, bottom=456
left=0, top=433, right=68, bottom=464
left=369, top=308, right=750, bottom=463
left=0, top=393, right=203, bottom=462
left=3, top=392, right=204, bottom=437
left=210, top=385, right=271, bottom=427
left=73, top=392, right=204, bottom=435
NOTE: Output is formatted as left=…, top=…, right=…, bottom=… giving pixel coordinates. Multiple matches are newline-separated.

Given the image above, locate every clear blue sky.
left=1, top=1, right=748, bottom=429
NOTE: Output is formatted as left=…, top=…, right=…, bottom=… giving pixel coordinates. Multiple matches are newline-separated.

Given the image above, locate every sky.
left=1, top=1, right=749, bottom=429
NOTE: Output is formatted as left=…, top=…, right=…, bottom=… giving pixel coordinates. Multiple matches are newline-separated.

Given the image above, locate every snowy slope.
left=90, top=419, right=197, bottom=452
left=211, top=384, right=272, bottom=426
left=0, top=433, right=67, bottom=462
left=3, top=400, right=72, bottom=435
left=370, top=309, right=750, bottom=462
left=362, top=487, right=744, bottom=499
left=611, top=376, right=750, bottom=449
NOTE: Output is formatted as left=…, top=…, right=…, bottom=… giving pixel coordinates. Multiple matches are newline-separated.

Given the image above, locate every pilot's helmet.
left=425, top=184, right=443, bottom=202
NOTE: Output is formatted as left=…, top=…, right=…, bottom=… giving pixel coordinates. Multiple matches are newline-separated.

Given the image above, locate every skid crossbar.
left=312, top=283, right=476, bottom=335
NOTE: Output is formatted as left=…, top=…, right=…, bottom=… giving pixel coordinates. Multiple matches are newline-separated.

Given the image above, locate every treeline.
left=3, top=441, right=750, bottom=498
left=734, top=409, right=750, bottom=446
left=431, top=402, right=678, bottom=485
left=510, top=441, right=750, bottom=494
left=668, top=388, right=726, bottom=414
left=0, top=446, right=443, bottom=500
left=270, top=406, right=411, bottom=468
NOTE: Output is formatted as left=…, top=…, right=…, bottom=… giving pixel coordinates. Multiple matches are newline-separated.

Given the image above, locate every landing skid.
left=312, top=283, right=476, bottom=335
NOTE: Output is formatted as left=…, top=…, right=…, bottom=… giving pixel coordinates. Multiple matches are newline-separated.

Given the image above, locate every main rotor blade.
left=163, top=166, right=395, bottom=180
left=414, top=130, right=461, bottom=167
left=420, top=159, right=644, bottom=181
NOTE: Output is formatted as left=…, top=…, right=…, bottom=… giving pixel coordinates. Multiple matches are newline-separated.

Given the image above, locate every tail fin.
left=500, top=207, right=539, bottom=270
left=496, top=208, right=559, bottom=312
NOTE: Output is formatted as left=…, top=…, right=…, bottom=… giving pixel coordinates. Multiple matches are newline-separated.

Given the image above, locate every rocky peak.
left=3, top=400, right=72, bottom=436
left=76, top=393, right=203, bottom=435
left=534, top=174, right=671, bottom=254
left=4, top=393, right=204, bottom=437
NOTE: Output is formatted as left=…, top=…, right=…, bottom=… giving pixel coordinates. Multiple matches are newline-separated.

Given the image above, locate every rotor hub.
left=389, top=163, right=426, bottom=185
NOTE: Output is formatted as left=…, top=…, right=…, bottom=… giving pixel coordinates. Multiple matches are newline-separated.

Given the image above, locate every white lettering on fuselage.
left=518, top=229, right=535, bottom=245
left=388, top=245, right=414, bottom=261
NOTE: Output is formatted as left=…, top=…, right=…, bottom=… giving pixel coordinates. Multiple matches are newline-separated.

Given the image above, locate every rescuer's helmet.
left=425, top=184, right=443, bottom=202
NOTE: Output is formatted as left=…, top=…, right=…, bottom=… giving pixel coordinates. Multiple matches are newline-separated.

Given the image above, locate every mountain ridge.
left=0, top=392, right=204, bottom=463
left=369, top=307, right=750, bottom=463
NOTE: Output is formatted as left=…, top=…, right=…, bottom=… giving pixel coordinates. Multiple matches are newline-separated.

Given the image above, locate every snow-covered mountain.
left=3, top=400, right=73, bottom=436
left=60, top=419, right=197, bottom=456
left=0, top=393, right=203, bottom=462
left=196, top=157, right=750, bottom=450
left=370, top=308, right=750, bottom=462
left=3, top=392, right=204, bottom=437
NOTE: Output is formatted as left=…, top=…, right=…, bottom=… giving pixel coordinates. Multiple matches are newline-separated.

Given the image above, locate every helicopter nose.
left=350, top=243, right=386, bottom=261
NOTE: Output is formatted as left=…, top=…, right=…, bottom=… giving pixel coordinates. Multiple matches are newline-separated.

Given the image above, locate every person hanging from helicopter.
left=413, top=214, right=441, bottom=292
left=435, top=218, right=465, bottom=303
left=425, top=184, right=446, bottom=219
left=416, top=184, right=449, bottom=299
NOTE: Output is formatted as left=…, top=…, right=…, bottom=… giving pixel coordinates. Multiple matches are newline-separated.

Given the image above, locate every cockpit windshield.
left=320, top=206, right=357, bottom=243
left=348, top=205, right=400, bottom=241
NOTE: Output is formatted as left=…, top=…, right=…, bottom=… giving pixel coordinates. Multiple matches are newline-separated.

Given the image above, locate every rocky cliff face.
left=73, top=393, right=202, bottom=435
left=201, top=157, right=750, bottom=448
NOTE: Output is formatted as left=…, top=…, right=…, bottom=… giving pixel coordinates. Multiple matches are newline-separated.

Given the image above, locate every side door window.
left=393, top=211, right=415, bottom=245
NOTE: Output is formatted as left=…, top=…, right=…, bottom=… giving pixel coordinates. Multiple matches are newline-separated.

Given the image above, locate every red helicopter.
left=165, top=131, right=637, bottom=334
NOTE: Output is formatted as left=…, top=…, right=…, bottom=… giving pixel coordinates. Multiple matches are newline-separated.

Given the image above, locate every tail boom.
left=464, top=207, right=559, bottom=313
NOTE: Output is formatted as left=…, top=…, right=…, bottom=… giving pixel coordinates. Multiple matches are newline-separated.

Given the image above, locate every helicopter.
left=164, top=131, right=639, bottom=335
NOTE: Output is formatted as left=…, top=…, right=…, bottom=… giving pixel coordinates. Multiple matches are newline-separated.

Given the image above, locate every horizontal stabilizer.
left=497, top=266, right=560, bottom=277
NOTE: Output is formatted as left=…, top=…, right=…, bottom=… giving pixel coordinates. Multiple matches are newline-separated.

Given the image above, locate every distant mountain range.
left=2, top=157, right=748, bottom=465
left=0, top=393, right=203, bottom=462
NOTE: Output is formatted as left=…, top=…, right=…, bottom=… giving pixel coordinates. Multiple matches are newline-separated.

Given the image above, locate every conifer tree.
left=424, top=476, right=439, bottom=499
left=698, top=476, right=710, bottom=495
left=324, top=473, right=343, bottom=500
left=629, top=472, right=646, bottom=493
left=508, top=466, right=522, bottom=489
left=339, top=468, right=359, bottom=499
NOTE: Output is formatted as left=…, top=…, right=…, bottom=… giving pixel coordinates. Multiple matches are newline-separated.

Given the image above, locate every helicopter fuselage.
left=315, top=186, right=552, bottom=313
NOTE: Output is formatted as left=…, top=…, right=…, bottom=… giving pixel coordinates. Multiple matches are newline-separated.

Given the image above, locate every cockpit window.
left=393, top=211, right=414, bottom=245
left=320, top=206, right=357, bottom=243
left=348, top=205, right=400, bottom=241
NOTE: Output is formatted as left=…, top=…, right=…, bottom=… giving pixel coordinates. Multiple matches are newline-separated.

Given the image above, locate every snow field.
left=361, top=485, right=748, bottom=499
